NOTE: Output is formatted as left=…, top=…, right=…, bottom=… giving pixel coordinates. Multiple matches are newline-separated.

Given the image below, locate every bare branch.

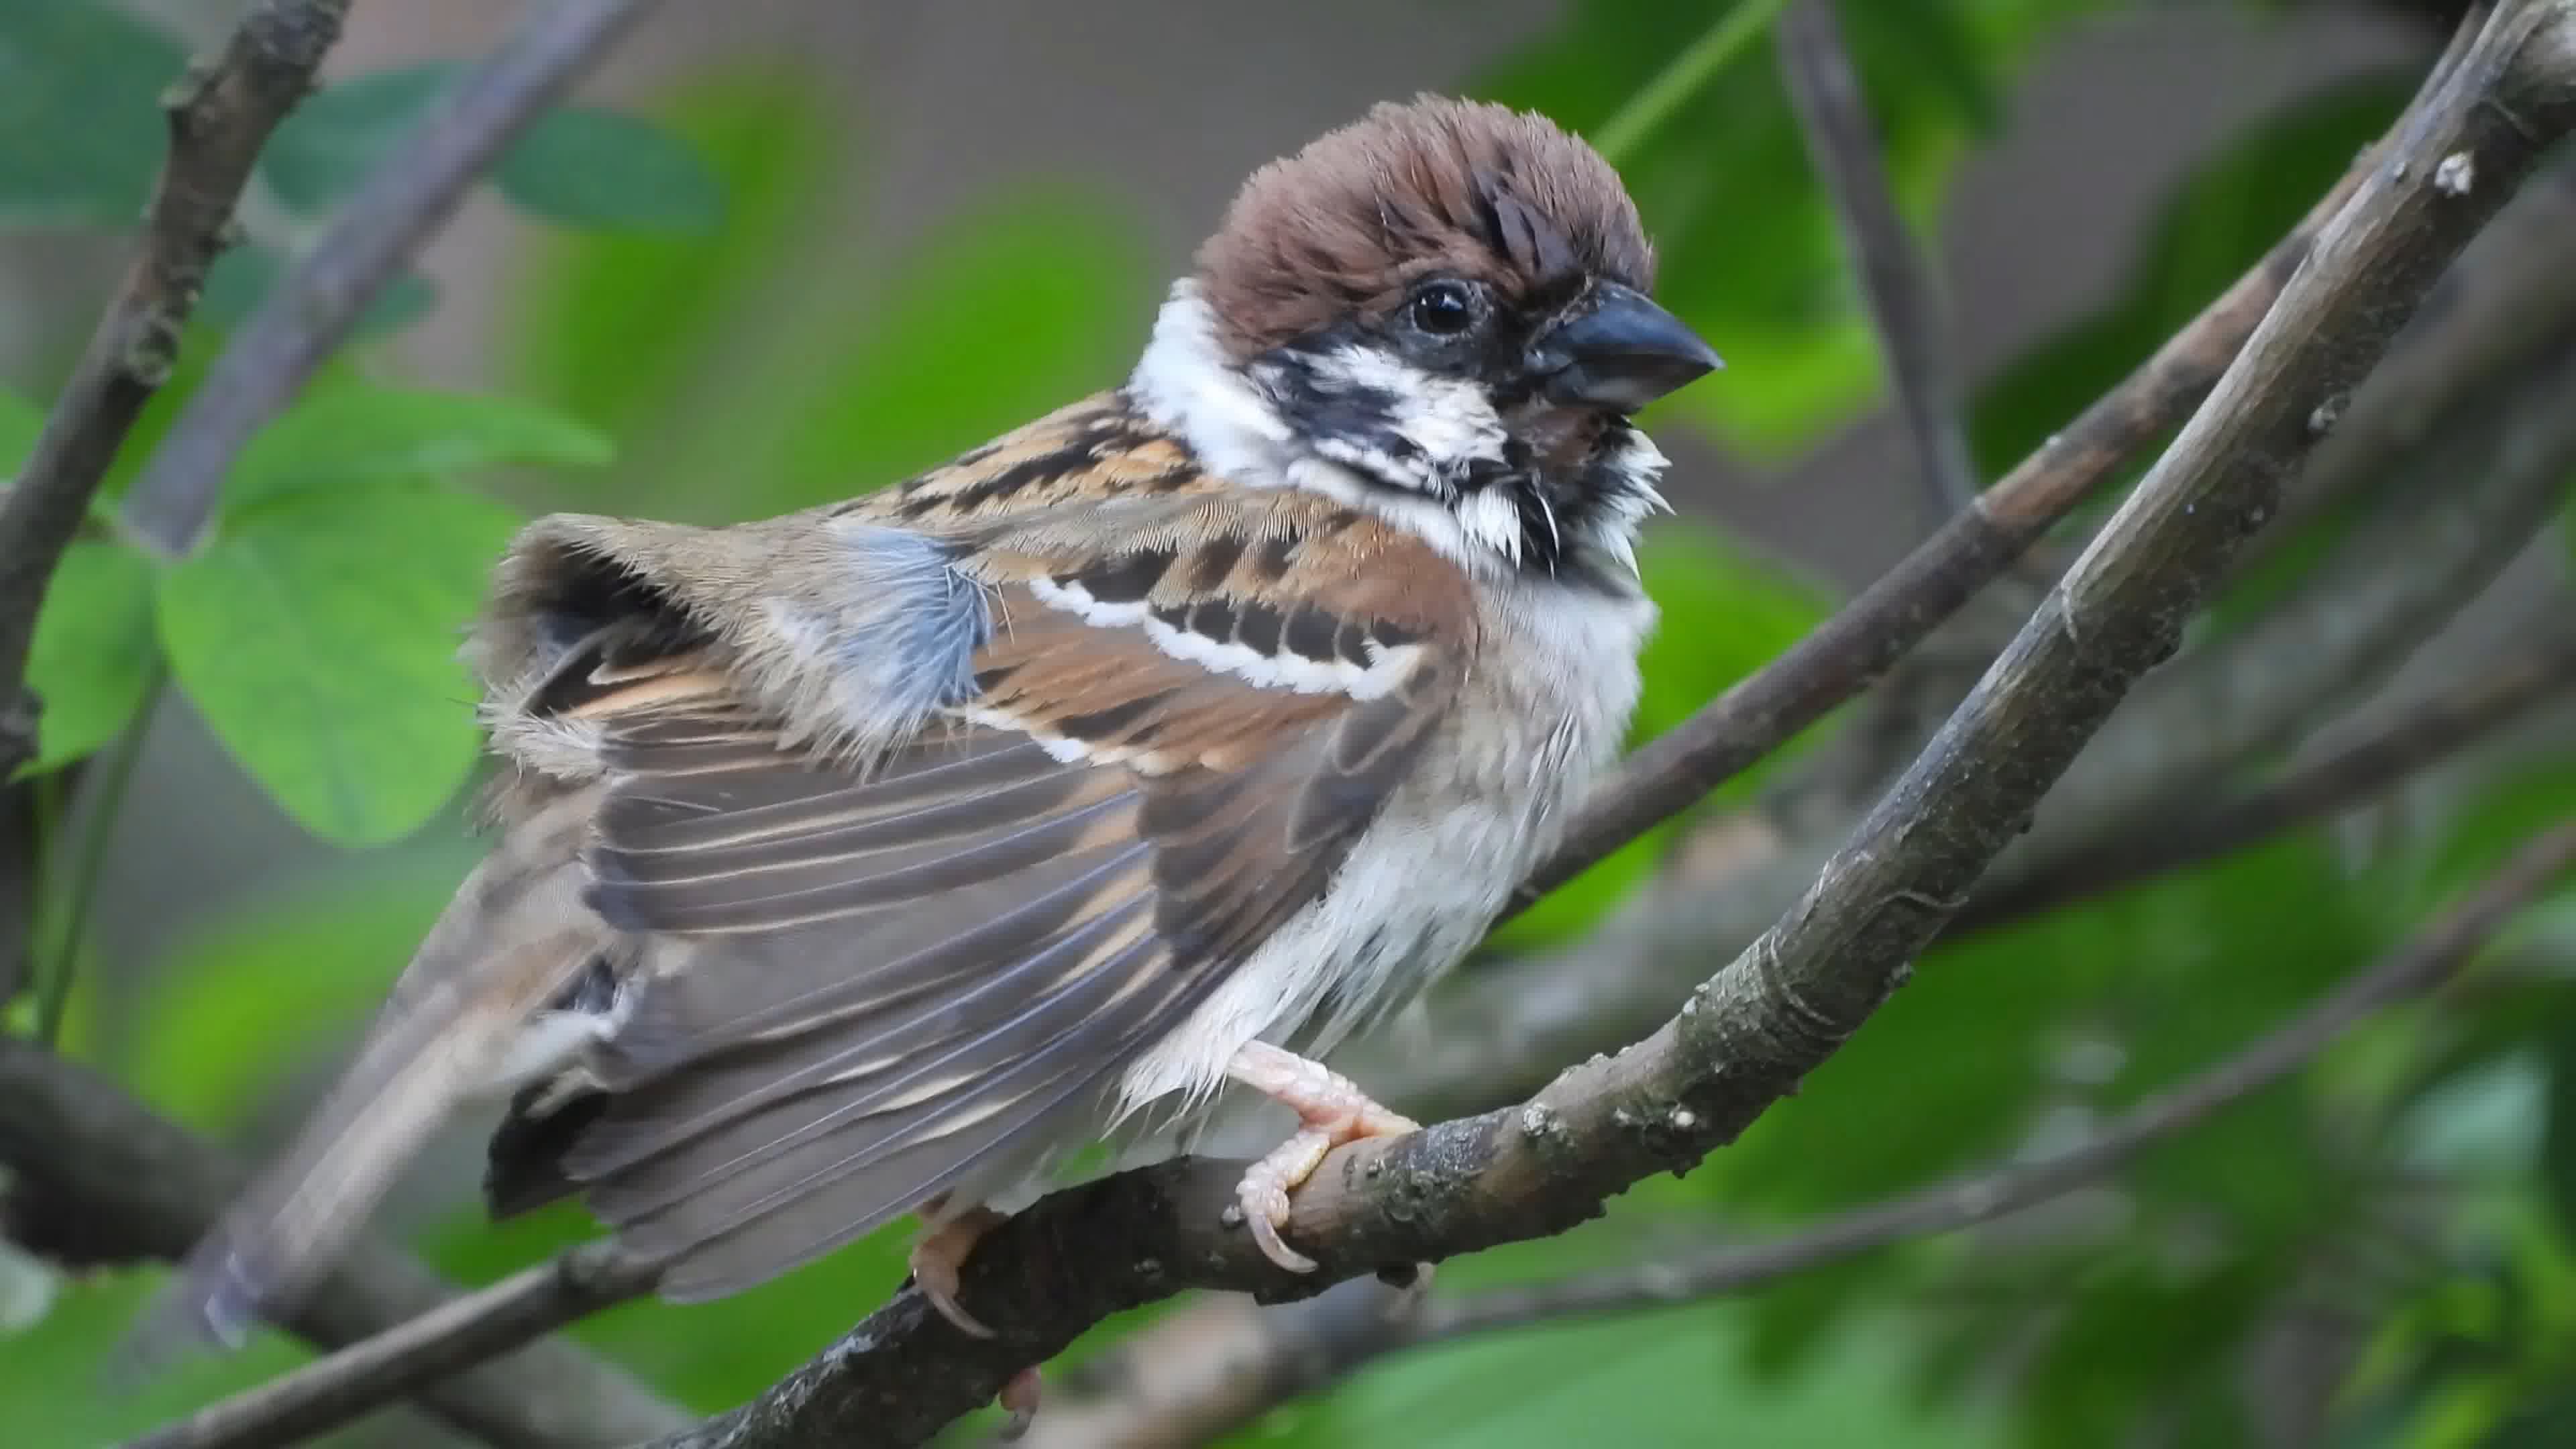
left=0, top=1040, right=684, bottom=1447
left=1966, top=629, right=2576, bottom=928
left=1026, top=820, right=2576, bottom=1448
left=1776, top=0, right=1980, bottom=521
left=118, top=0, right=665, bottom=555
left=121, top=1246, right=664, bottom=1449
left=0, top=0, right=347, bottom=777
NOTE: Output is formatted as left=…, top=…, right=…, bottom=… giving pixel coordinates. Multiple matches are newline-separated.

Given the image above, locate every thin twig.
left=1022, top=820, right=2576, bottom=1449
left=0, top=1041, right=686, bottom=1446
left=1590, top=0, right=1794, bottom=166
left=123, top=1246, right=664, bottom=1449
left=1966, top=632, right=2576, bottom=929
left=119, top=0, right=665, bottom=555
left=34, top=667, right=165, bottom=1044
left=1776, top=0, right=1981, bottom=521
left=0, top=0, right=347, bottom=777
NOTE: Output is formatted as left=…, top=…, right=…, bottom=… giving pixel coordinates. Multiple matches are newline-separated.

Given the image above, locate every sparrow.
left=156, top=95, right=1719, bottom=1368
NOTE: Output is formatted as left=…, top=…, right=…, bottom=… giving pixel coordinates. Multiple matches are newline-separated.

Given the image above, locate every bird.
left=152, top=93, right=1720, bottom=1383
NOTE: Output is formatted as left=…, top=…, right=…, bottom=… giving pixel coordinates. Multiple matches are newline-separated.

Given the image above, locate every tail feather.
left=127, top=796, right=603, bottom=1362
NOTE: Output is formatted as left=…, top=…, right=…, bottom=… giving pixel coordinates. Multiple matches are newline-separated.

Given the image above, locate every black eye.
left=1407, top=280, right=1479, bottom=337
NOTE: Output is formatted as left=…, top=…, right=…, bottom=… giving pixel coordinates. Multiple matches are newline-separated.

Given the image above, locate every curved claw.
left=908, top=1205, right=1006, bottom=1339
left=1223, top=1042, right=1420, bottom=1273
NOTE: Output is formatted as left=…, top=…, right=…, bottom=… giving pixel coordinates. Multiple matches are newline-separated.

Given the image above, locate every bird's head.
left=1132, top=95, right=1719, bottom=575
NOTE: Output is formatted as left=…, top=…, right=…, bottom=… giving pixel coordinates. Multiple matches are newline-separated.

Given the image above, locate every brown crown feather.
left=1195, top=95, right=1655, bottom=361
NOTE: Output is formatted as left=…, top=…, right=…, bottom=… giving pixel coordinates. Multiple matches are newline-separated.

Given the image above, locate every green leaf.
left=1247, top=1306, right=1993, bottom=1449
left=496, top=105, right=724, bottom=233
left=0, top=1271, right=313, bottom=1447
left=158, top=482, right=519, bottom=845
left=0, top=0, right=186, bottom=225
left=127, top=857, right=467, bottom=1130
left=199, top=245, right=439, bottom=341
left=265, top=63, right=722, bottom=233
left=1971, top=73, right=2409, bottom=480
left=229, top=382, right=611, bottom=511
left=508, top=71, right=841, bottom=448
left=753, top=191, right=1152, bottom=515
left=0, top=386, right=40, bottom=467
left=18, top=540, right=156, bottom=775
left=258, top=64, right=452, bottom=213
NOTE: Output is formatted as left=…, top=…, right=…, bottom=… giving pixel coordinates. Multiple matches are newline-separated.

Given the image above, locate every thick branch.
left=1025, top=820, right=2576, bottom=1449
left=0, top=0, right=346, bottom=775
left=0, top=1040, right=684, bottom=1447
left=119, top=0, right=663, bottom=555
left=1776, top=0, right=1980, bottom=521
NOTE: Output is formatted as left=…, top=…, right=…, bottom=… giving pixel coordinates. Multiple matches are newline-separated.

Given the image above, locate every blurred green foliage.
left=1, top=3, right=2573, bottom=1448
left=1481, top=0, right=2105, bottom=454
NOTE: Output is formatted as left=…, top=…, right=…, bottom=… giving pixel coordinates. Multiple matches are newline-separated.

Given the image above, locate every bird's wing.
left=508, top=485, right=1471, bottom=1300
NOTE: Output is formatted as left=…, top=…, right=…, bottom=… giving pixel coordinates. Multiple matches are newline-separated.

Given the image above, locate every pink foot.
left=996, top=1364, right=1043, bottom=1438
left=1224, top=1041, right=1420, bottom=1273
left=908, top=1201, right=1008, bottom=1339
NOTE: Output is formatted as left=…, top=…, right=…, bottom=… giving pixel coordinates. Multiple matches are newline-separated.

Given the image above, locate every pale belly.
left=1118, top=566, right=1654, bottom=1109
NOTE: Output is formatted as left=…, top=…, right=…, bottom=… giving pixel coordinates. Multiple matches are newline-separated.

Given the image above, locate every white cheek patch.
left=1312, top=344, right=1509, bottom=480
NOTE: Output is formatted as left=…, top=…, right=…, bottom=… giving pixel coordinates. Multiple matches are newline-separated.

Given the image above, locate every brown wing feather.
left=527, top=501, right=1472, bottom=1299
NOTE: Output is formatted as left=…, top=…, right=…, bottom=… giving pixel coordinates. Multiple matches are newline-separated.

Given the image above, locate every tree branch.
left=1022, top=820, right=2576, bottom=1449
left=0, top=1040, right=684, bottom=1447
left=118, top=0, right=664, bottom=555
left=1964, top=629, right=2576, bottom=928
left=1776, top=0, right=1980, bottom=522
left=0, top=0, right=347, bottom=776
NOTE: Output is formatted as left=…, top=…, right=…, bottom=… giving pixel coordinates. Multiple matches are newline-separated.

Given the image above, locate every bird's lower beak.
left=1528, top=282, right=1723, bottom=414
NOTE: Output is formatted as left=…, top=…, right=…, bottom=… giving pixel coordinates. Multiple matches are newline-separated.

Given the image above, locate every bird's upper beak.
left=1527, top=282, right=1723, bottom=414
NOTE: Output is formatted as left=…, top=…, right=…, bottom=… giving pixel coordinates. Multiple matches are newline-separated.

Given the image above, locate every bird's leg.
left=1224, top=1040, right=1421, bottom=1273
left=908, top=1197, right=1008, bottom=1339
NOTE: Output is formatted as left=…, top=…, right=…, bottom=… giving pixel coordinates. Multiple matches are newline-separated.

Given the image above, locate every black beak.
left=1526, top=282, right=1723, bottom=414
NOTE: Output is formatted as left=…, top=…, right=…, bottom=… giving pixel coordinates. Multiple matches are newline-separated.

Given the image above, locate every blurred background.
left=5, top=0, right=2575, bottom=1445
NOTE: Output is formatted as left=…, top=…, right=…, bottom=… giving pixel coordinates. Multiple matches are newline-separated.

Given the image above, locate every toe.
left=906, top=1249, right=997, bottom=1339
left=1240, top=1180, right=1319, bottom=1273
left=996, top=1365, right=1043, bottom=1439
